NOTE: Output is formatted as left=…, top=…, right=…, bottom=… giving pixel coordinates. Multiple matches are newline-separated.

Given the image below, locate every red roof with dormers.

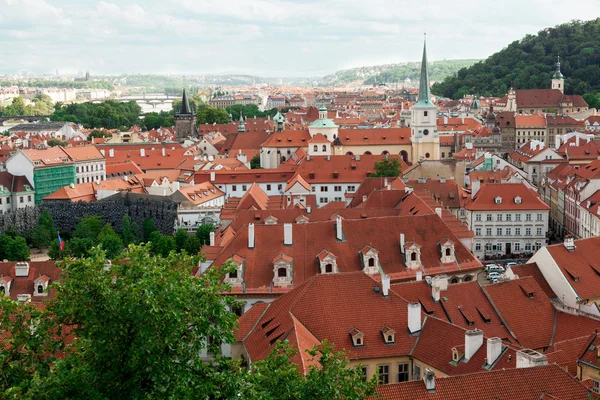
left=308, top=133, right=330, bottom=144
left=0, top=262, right=60, bottom=301
left=209, top=214, right=482, bottom=295
left=375, top=364, right=590, bottom=400
left=465, top=183, right=549, bottom=211
left=241, top=272, right=417, bottom=363
left=261, top=130, right=312, bottom=148
left=336, top=128, right=411, bottom=147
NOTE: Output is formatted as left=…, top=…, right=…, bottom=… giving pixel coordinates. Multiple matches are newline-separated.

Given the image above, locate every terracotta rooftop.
left=466, top=183, right=549, bottom=211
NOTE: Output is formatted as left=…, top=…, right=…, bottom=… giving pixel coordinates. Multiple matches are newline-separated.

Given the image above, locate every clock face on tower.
left=423, top=129, right=429, bottom=136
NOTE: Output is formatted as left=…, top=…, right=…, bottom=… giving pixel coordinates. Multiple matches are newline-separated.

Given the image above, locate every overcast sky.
left=1, top=0, right=599, bottom=77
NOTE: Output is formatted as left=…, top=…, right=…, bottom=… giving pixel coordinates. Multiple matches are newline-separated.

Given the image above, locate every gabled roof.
left=466, top=183, right=549, bottom=211
left=375, top=364, right=590, bottom=400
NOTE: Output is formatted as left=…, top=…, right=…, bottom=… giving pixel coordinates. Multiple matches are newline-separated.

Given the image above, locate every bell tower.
left=175, top=89, right=197, bottom=140
left=410, top=34, right=440, bottom=162
left=551, top=56, right=564, bottom=93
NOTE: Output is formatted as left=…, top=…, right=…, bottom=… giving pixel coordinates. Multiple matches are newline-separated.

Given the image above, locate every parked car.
left=485, top=263, right=499, bottom=271
left=487, top=272, right=502, bottom=282
left=487, top=265, right=505, bottom=275
left=505, top=262, right=518, bottom=268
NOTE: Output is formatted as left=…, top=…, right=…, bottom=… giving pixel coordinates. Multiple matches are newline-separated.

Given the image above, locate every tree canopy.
left=0, top=94, right=54, bottom=117
left=370, top=158, right=402, bottom=177
left=432, top=19, right=600, bottom=99
left=50, top=100, right=142, bottom=129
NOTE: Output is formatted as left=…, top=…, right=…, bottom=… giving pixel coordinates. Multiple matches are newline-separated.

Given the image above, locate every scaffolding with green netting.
left=33, top=165, right=76, bottom=203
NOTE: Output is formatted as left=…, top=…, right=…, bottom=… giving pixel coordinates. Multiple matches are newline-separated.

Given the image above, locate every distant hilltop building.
left=494, top=58, right=588, bottom=115
left=74, top=70, right=90, bottom=82
left=209, top=94, right=259, bottom=108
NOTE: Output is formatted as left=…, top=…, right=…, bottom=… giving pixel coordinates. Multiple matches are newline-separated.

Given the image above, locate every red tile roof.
left=515, top=114, right=547, bottom=128
left=466, top=183, right=549, bottom=211
left=261, top=130, right=312, bottom=148
left=335, top=128, right=411, bottom=146
left=375, top=364, right=590, bottom=400
left=0, top=262, right=60, bottom=301
left=510, top=263, right=556, bottom=299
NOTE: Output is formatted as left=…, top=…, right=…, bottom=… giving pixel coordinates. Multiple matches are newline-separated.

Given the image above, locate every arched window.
left=411, top=253, right=417, bottom=261
left=278, top=268, right=287, bottom=278
left=346, top=152, right=354, bottom=155
left=0, top=286, right=4, bottom=295
left=446, top=248, right=451, bottom=256
left=400, top=150, right=408, bottom=162
left=322, top=145, right=327, bottom=151
left=364, top=151, right=372, bottom=155
left=450, top=277, right=459, bottom=284
left=368, top=258, right=375, bottom=267
left=382, top=150, right=389, bottom=155
left=425, top=153, right=431, bottom=159
left=463, top=275, right=473, bottom=282
left=229, top=269, right=238, bottom=279
left=37, top=285, right=44, bottom=294
left=325, top=264, right=333, bottom=273
left=313, top=145, right=318, bottom=152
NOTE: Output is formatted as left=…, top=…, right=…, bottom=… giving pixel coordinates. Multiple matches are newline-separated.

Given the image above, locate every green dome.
left=273, top=111, right=284, bottom=123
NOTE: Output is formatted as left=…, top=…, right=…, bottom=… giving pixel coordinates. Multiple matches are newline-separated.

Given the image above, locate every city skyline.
left=1, top=0, right=599, bottom=77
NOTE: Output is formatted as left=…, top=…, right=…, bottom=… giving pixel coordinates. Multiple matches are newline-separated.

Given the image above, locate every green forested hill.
left=320, top=59, right=479, bottom=86
left=432, top=19, right=600, bottom=99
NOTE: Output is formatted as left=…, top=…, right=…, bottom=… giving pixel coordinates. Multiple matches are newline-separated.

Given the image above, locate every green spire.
left=414, top=34, right=432, bottom=107
left=554, top=56, right=563, bottom=80
left=237, top=111, right=245, bottom=132
left=180, top=88, right=192, bottom=115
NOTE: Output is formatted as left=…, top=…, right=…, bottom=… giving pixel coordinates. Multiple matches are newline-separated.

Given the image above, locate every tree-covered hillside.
left=432, top=19, right=600, bottom=99
left=321, top=59, right=479, bottom=86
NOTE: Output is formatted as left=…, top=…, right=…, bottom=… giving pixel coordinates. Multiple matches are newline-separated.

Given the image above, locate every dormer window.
left=404, top=242, right=422, bottom=270
left=439, top=239, right=456, bottom=264
left=296, top=215, right=310, bottom=224
left=349, top=328, right=364, bottom=347
left=360, top=245, right=379, bottom=275
left=225, top=255, right=245, bottom=286
left=495, top=196, right=502, bottom=204
left=34, top=276, right=50, bottom=297
left=317, top=250, right=338, bottom=274
left=273, top=253, right=293, bottom=287
left=514, top=196, right=522, bottom=204
left=452, top=347, right=464, bottom=362
left=381, top=325, right=396, bottom=344
left=264, top=215, right=278, bottom=225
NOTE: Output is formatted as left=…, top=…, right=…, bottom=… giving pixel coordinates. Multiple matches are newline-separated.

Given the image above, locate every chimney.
left=362, top=195, right=368, bottom=203
left=471, top=179, right=480, bottom=198
left=284, top=223, right=293, bottom=246
left=400, top=233, right=405, bottom=253
left=576, top=135, right=580, bottom=146
left=486, top=337, right=502, bottom=365
left=384, top=177, right=388, bottom=186
left=209, top=231, right=215, bottom=247
left=162, top=147, right=166, bottom=157
left=563, top=235, right=576, bottom=252
left=109, top=148, right=114, bottom=158
left=100, top=149, right=105, bottom=156
left=14, top=262, right=30, bottom=277
left=336, top=217, right=343, bottom=241
left=435, top=207, right=442, bottom=218
left=423, top=369, right=435, bottom=393
left=382, top=275, right=390, bottom=297
left=416, top=271, right=422, bottom=281
left=432, top=285, right=441, bottom=302
left=307, top=206, right=312, bottom=214
left=210, top=171, right=216, bottom=182
left=408, top=303, right=421, bottom=334
left=464, top=329, right=484, bottom=361
left=356, top=154, right=361, bottom=161
left=140, top=148, right=146, bottom=157
left=387, top=184, right=391, bottom=190
left=248, top=223, right=255, bottom=249
left=516, top=349, right=548, bottom=368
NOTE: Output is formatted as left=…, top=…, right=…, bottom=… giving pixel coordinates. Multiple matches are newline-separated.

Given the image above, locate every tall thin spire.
left=417, top=33, right=431, bottom=105
left=554, top=55, right=563, bottom=80
left=238, top=111, right=245, bottom=132
left=180, top=88, right=192, bottom=115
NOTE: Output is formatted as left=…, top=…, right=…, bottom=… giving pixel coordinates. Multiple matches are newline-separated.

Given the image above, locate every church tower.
left=410, top=35, right=440, bottom=162
left=175, top=89, right=197, bottom=140
left=552, top=56, right=564, bottom=93
left=237, top=111, right=246, bottom=133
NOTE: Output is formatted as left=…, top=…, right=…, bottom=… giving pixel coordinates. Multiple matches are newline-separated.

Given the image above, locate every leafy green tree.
left=0, top=245, right=239, bottom=399
left=183, top=235, right=201, bottom=255
left=250, top=154, right=261, bottom=169
left=197, top=107, right=230, bottom=125
left=67, top=237, right=95, bottom=258
left=149, top=231, right=175, bottom=257
left=174, top=228, right=189, bottom=252
left=195, top=224, right=215, bottom=246
left=98, top=224, right=123, bottom=259
left=47, top=139, right=68, bottom=147
left=142, top=218, right=157, bottom=241
left=243, top=340, right=377, bottom=400
left=5, top=236, right=30, bottom=261
left=370, top=158, right=402, bottom=177
left=119, top=215, right=138, bottom=246
left=72, top=216, right=104, bottom=241
left=87, top=129, right=111, bottom=139
left=28, top=210, right=57, bottom=248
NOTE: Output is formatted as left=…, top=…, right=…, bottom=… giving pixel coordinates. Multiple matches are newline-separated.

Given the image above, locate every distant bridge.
left=93, top=94, right=179, bottom=108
